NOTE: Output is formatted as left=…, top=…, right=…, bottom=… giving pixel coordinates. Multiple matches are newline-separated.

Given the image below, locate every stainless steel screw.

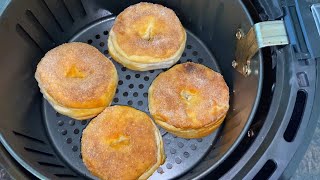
left=243, top=64, right=251, bottom=76
left=232, top=60, right=238, bottom=68
left=236, top=30, right=243, bottom=40
left=248, top=129, right=255, bottom=137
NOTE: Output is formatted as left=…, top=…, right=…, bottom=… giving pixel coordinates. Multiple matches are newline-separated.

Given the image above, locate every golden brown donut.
left=148, top=62, right=229, bottom=138
left=108, top=2, right=186, bottom=71
left=81, top=106, right=165, bottom=180
left=35, top=42, right=118, bottom=120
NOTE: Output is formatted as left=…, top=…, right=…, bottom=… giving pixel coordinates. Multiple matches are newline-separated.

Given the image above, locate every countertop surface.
left=0, top=164, right=11, bottom=180
left=291, top=119, right=320, bottom=180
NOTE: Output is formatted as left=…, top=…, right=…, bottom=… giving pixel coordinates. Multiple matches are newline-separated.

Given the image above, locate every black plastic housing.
left=0, top=0, right=263, bottom=179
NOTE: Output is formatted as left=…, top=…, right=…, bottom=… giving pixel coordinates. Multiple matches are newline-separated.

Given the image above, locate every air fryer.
left=0, top=0, right=319, bottom=179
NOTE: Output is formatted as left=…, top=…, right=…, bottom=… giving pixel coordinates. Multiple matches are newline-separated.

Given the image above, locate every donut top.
left=81, top=106, right=159, bottom=179
left=149, top=63, right=230, bottom=129
left=111, top=2, right=186, bottom=59
left=35, top=42, right=117, bottom=109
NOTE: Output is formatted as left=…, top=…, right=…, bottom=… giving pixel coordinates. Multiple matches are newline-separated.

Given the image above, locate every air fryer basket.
left=0, top=0, right=262, bottom=179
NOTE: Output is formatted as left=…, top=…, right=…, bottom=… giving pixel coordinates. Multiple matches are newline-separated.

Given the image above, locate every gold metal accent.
left=234, top=20, right=289, bottom=76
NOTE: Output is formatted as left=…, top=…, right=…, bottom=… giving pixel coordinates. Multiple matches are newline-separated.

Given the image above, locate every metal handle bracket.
left=233, top=20, right=289, bottom=76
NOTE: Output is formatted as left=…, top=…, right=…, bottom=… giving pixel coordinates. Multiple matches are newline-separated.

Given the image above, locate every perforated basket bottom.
left=43, top=17, right=221, bottom=179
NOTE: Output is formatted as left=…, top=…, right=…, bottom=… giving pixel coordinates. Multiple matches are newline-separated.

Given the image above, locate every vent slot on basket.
left=283, top=90, right=307, bottom=142
left=60, top=0, right=87, bottom=22
left=54, top=173, right=77, bottom=178
left=12, top=131, right=46, bottom=144
left=25, top=9, right=56, bottom=44
left=24, top=147, right=54, bottom=157
left=38, top=0, right=64, bottom=32
left=253, top=159, right=277, bottom=180
left=38, top=162, right=65, bottom=168
left=41, top=0, right=74, bottom=30
left=16, top=24, right=45, bottom=53
left=59, top=0, right=75, bottom=23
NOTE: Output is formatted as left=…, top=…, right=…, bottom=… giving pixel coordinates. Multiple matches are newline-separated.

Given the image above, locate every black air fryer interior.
left=0, top=0, right=263, bottom=179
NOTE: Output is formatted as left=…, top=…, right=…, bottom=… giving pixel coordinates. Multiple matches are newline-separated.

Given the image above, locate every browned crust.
left=154, top=115, right=226, bottom=139
left=110, top=2, right=186, bottom=61
left=81, top=106, right=165, bottom=180
left=149, top=62, right=229, bottom=138
left=35, top=42, right=118, bottom=109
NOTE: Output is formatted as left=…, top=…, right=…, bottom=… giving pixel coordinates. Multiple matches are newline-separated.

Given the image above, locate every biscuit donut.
left=149, top=62, right=229, bottom=138
left=35, top=42, right=118, bottom=120
left=108, top=2, right=186, bottom=71
left=81, top=106, right=165, bottom=180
